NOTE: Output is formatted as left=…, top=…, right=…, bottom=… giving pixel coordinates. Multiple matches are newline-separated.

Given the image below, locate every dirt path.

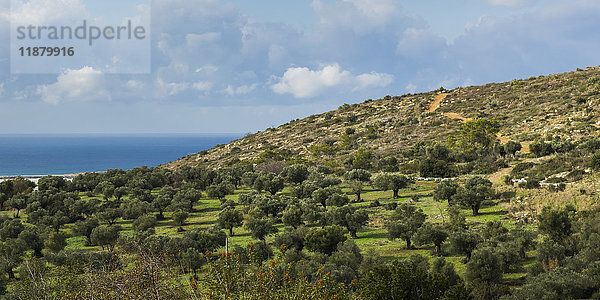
left=489, top=166, right=513, bottom=185
left=427, top=93, right=448, bottom=113
left=444, top=112, right=472, bottom=123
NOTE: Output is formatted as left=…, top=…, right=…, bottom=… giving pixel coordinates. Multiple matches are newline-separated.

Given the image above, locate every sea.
left=0, top=134, right=241, bottom=176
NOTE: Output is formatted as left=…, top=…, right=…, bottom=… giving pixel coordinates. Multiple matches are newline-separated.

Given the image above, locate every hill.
left=166, top=66, right=600, bottom=175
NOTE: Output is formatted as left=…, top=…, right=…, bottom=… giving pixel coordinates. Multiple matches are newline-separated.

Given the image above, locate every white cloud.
left=488, top=0, right=537, bottom=7
left=10, top=0, right=87, bottom=25
left=125, top=80, right=144, bottom=90
left=223, top=83, right=257, bottom=96
left=193, top=81, right=213, bottom=92
left=354, top=72, right=394, bottom=91
left=0, top=82, right=4, bottom=96
left=271, top=64, right=393, bottom=98
left=311, top=0, right=401, bottom=34
left=156, top=79, right=190, bottom=96
left=195, top=65, right=219, bottom=73
left=37, top=67, right=110, bottom=104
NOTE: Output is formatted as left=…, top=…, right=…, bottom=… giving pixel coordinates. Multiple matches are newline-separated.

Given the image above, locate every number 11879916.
left=19, top=47, right=75, bottom=57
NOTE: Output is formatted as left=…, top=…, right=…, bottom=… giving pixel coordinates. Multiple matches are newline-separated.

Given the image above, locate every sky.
left=0, top=0, right=599, bottom=134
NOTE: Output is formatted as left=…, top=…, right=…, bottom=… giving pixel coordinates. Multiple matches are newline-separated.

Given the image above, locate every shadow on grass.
left=359, top=228, right=389, bottom=240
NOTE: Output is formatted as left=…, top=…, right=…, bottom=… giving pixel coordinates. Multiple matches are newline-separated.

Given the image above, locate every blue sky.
left=0, top=0, right=599, bottom=134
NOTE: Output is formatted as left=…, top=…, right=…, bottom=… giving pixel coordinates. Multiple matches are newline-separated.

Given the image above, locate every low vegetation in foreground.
left=0, top=67, right=600, bottom=299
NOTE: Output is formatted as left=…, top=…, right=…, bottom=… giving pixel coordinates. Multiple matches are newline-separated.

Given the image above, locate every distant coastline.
left=0, top=173, right=83, bottom=180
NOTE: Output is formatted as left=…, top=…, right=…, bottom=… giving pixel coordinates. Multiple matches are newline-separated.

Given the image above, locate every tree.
left=0, top=219, right=25, bottom=241
left=273, top=229, right=305, bottom=251
left=465, top=247, right=505, bottom=284
left=281, top=164, right=309, bottom=184
left=217, top=208, right=243, bottom=236
left=172, top=210, right=189, bottom=231
left=97, top=207, right=122, bottom=225
left=453, top=176, right=493, bottom=216
left=207, top=182, right=235, bottom=200
left=264, top=175, right=284, bottom=195
left=0, top=238, right=27, bottom=279
left=449, top=230, right=481, bottom=260
left=305, top=225, right=347, bottom=255
left=452, top=118, right=500, bottom=152
left=45, top=231, right=68, bottom=253
left=344, top=169, right=371, bottom=182
left=244, top=209, right=278, bottom=241
left=348, top=181, right=364, bottom=202
left=433, top=180, right=459, bottom=206
left=352, top=148, right=373, bottom=169
left=419, top=158, right=453, bottom=178
left=172, top=188, right=202, bottom=212
left=538, top=206, right=573, bottom=242
left=282, top=205, right=303, bottom=229
left=90, top=225, right=121, bottom=251
left=37, top=176, right=68, bottom=192
left=312, top=187, right=347, bottom=209
left=18, top=228, right=45, bottom=257
left=74, top=218, right=100, bottom=245
left=153, top=186, right=176, bottom=219
left=329, top=206, right=369, bottom=238
left=361, top=256, right=468, bottom=300
left=94, top=181, right=116, bottom=200
left=6, top=195, right=28, bottom=218
left=413, top=223, right=449, bottom=256
left=387, top=204, right=426, bottom=249
left=504, top=140, right=522, bottom=156
left=373, top=174, right=411, bottom=199
left=345, top=170, right=371, bottom=202
left=132, top=214, right=157, bottom=233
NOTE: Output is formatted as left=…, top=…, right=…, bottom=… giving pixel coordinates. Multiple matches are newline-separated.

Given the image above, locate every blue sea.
left=0, top=134, right=240, bottom=176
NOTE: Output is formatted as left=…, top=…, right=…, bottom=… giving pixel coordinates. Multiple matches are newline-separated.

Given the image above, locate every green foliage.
left=281, top=164, right=310, bottom=184
left=90, top=225, right=121, bottom=250
left=132, top=214, right=157, bottom=233
left=387, top=204, right=426, bottom=249
left=537, top=206, right=573, bottom=242
left=305, top=225, right=347, bottom=255
left=433, top=180, right=459, bottom=204
left=328, top=206, right=369, bottom=238
left=74, top=218, right=100, bottom=245
left=282, top=205, right=304, bottom=229
left=373, top=174, right=412, bottom=198
left=413, top=223, right=449, bottom=256
left=351, top=148, right=373, bottom=170
left=361, top=256, right=468, bottom=300
left=506, top=268, right=595, bottom=300
left=451, top=118, right=500, bottom=152
left=207, top=181, right=235, bottom=199
left=504, top=140, right=522, bottom=156
left=465, top=247, right=505, bottom=284
left=449, top=230, right=482, bottom=260
left=452, top=176, right=493, bottom=216
left=172, top=210, right=189, bottom=228
left=244, top=211, right=278, bottom=241
left=217, top=208, right=243, bottom=236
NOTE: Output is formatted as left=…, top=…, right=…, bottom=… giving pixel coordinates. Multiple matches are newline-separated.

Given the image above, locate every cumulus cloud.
left=0, top=82, right=4, bottom=96
left=224, top=84, right=257, bottom=96
left=37, top=67, right=110, bottom=104
left=271, top=64, right=393, bottom=98
left=450, top=1, right=600, bottom=84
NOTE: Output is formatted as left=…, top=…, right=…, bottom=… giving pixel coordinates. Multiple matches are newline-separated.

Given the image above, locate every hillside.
left=166, top=66, right=600, bottom=171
